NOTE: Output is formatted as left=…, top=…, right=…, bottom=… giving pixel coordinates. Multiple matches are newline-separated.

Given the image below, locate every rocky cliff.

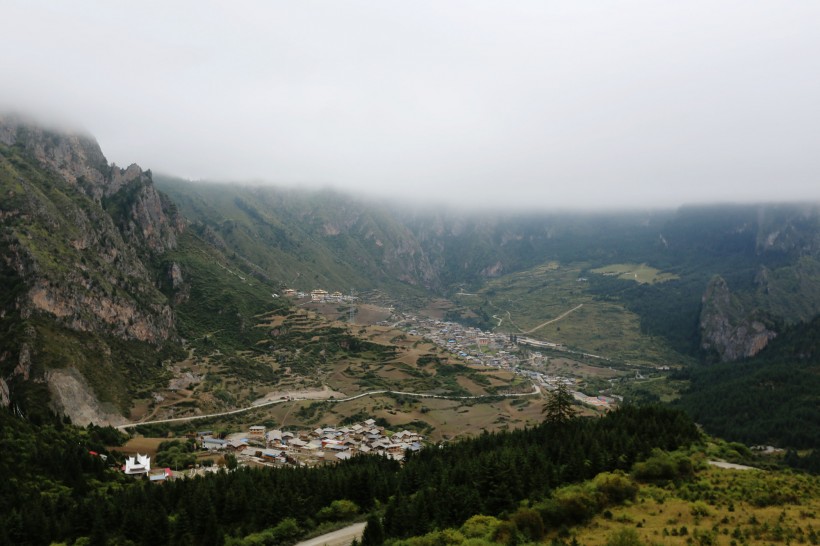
left=699, top=275, right=777, bottom=362
left=0, top=115, right=183, bottom=424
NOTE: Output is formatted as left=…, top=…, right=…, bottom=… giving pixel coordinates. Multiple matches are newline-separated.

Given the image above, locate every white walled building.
left=124, top=454, right=151, bottom=475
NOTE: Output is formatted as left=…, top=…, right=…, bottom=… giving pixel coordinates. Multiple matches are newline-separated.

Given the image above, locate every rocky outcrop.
left=755, top=205, right=820, bottom=257
left=0, top=115, right=187, bottom=423
left=27, top=280, right=173, bottom=343
left=0, top=113, right=183, bottom=253
left=700, top=276, right=777, bottom=361
left=107, top=167, right=184, bottom=253
left=0, top=114, right=110, bottom=198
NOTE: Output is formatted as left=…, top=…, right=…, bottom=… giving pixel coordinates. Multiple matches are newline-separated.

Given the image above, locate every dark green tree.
left=361, top=514, right=385, bottom=546
left=543, top=383, right=578, bottom=425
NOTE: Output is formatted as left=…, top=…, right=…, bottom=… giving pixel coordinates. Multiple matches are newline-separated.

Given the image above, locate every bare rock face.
left=168, top=261, right=190, bottom=304
left=46, top=368, right=126, bottom=427
left=481, top=260, right=504, bottom=277
left=700, top=275, right=777, bottom=362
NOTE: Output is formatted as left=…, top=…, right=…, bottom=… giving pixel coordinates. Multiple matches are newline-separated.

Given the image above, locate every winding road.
left=116, top=384, right=541, bottom=430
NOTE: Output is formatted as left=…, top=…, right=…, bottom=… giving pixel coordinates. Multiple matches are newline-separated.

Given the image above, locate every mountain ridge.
left=4, top=116, right=820, bottom=429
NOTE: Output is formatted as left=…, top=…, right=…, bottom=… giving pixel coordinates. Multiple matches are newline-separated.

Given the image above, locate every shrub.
left=538, top=484, right=602, bottom=526
left=594, top=471, right=639, bottom=505
left=316, top=499, right=359, bottom=522
left=490, top=521, right=519, bottom=546
left=509, top=507, right=545, bottom=541
left=690, top=501, right=712, bottom=517
left=632, top=449, right=693, bottom=483
left=460, top=515, right=503, bottom=539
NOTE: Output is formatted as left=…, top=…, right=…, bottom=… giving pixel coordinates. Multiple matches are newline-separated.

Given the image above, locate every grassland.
left=572, top=461, right=820, bottom=546
left=590, top=263, right=679, bottom=284
left=457, top=261, right=691, bottom=368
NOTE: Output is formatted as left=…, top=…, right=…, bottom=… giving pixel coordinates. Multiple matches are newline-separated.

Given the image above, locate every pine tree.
left=361, top=514, right=385, bottom=546
left=543, top=383, right=578, bottom=425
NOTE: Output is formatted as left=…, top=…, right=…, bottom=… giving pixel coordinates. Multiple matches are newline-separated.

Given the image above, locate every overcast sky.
left=2, top=1, right=820, bottom=209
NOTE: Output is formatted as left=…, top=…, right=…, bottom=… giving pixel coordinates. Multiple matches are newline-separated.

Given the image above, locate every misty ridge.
left=3, top=2, right=820, bottom=210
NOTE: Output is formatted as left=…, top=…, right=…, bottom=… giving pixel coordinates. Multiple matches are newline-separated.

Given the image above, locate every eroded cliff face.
left=700, top=276, right=777, bottom=362
left=0, top=115, right=184, bottom=421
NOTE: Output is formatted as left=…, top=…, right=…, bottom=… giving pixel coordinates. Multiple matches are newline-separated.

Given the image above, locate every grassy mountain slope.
left=155, top=176, right=438, bottom=297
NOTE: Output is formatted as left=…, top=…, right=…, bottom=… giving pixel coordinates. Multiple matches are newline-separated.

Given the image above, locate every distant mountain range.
left=3, top=115, right=820, bottom=436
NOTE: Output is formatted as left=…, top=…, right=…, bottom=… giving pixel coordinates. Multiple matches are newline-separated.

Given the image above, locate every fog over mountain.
left=3, top=1, right=820, bottom=209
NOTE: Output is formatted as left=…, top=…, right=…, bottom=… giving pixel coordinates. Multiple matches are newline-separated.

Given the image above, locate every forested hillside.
left=0, top=405, right=699, bottom=545
left=676, top=315, right=820, bottom=449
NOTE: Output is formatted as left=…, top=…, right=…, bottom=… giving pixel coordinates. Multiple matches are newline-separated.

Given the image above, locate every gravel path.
left=708, top=460, right=759, bottom=471
left=294, top=522, right=366, bottom=546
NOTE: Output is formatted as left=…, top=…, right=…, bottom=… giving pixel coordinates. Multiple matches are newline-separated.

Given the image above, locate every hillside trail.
left=520, top=303, right=584, bottom=334
left=492, top=303, right=583, bottom=334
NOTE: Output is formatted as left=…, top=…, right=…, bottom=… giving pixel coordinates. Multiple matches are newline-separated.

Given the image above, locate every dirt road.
left=708, top=460, right=759, bottom=471
left=116, top=384, right=541, bottom=430
left=295, top=522, right=366, bottom=546
left=521, top=304, right=584, bottom=334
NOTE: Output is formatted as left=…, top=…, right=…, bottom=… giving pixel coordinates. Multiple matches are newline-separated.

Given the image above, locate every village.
left=120, top=418, right=425, bottom=482
left=392, top=313, right=620, bottom=410
left=201, top=418, right=424, bottom=465
left=284, top=287, right=620, bottom=410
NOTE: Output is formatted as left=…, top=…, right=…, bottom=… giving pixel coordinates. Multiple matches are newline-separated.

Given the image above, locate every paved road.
left=116, top=384, right=541, bottom=430
left=295, top=522, right=366, bottom=546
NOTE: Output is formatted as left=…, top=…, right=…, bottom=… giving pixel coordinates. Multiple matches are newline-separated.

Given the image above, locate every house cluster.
left=198, top=419, right=424, bottom=467
left=402, top=317, right=522, bottom=369
left=395, top=314, right=619, bottom=411
left=281, top=288, right=357, bottom=303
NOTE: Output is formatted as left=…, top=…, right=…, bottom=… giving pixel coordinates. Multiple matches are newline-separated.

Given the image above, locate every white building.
left=124, top=454, right=151, bottom=475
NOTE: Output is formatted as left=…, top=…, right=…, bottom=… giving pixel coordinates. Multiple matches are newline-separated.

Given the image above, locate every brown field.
left=301, top=301, right=395, bottom=325
left=110, top=437, right=168, bottom=458
left=418, top=298, right=456, bottom=320
left=354, top=304, right=394, bottom=325
left=254, top=313, right=288, bottom=329
left=542, top=357, right=627, bottom=380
